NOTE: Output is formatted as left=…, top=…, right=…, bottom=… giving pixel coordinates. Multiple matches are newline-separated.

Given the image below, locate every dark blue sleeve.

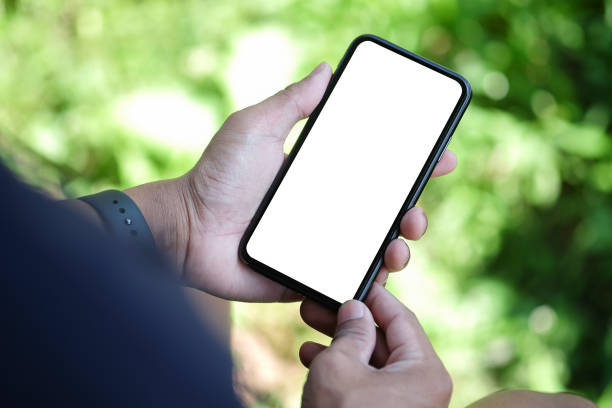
left=0, top=164, right=242, bottom=407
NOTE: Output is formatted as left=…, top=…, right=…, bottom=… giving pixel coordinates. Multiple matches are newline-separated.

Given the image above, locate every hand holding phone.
left=157, top=34, right=464, bottom=306
left=240, top=35, right=471, bottom=308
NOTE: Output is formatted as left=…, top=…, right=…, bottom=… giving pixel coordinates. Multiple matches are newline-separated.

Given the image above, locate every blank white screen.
left=247, top=40, right=462, bottom=303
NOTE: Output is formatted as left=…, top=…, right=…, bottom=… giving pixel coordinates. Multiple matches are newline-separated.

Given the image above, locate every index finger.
left=365, top=282, right=436, bottom=364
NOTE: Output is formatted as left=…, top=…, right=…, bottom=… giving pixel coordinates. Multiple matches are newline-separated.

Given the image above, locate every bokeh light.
left=0, top=0, right=610, bottom=406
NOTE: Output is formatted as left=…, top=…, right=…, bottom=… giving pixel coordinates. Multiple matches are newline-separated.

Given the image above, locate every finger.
left=375, top=266, right=389, bottom=284
left=299, top=341, right=327, bottom=368
left=329, top=300, right=376, bottom=364
left=300, top=298, right=336, bottom=337
left=383, top=239, right=410, bottom=272
left=431, top=150, right=457, bottom=177
left=299, top=269, right=390, bottom=337
left=365, top=282, right=436, bottom=364
left=300, top=298, right=391, bottom=368
left=369, top=329, right=391, bottom=368
left=399, top=206, right=428, bottom=241
left=278, top=287, right=305, bottom=303
left=225, top=62, right=332, bottom=141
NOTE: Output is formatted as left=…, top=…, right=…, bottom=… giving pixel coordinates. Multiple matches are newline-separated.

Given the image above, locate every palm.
left=183, top=117, right=293, bottom=302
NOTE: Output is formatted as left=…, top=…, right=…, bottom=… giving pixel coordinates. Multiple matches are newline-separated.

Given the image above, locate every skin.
left=467, top=390, right=597, bottom=408
left=300, top=285, right=596, bottom=408
left=82, top=62, right=594, bottom=406
left=301, top=283, right=453, bottom=408
left=300, top=292, right=596, bottom=408
left=124, top=61, right=457, bottom=303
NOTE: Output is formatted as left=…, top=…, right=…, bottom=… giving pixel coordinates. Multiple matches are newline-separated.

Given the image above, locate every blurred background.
left=1, top=0, right=611, bottom=406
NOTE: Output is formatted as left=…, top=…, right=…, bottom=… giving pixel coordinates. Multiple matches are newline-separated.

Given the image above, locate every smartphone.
left=239, top=34, right=471, bottom=309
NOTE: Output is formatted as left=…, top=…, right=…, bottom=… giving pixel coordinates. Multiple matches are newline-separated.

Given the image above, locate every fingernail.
left=337, top=300, right=364, bottom=324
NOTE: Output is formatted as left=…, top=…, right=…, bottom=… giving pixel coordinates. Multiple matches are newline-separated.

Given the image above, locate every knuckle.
left=223, top=110, right=245, bottom=130
left=274, top=85, right=294, bottom=105
left=225, top=109, right=242, bottom=123
left=227, top=105, right=256, bottom=122
left=280, top=82, right=297, bottom=97
left=277, top=83, right=307, bottom=118
left=221, top=108, right=263, bottom=140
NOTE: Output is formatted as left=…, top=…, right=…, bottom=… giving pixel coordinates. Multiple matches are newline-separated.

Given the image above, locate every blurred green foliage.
left=1, top=0, right=610, bottom=407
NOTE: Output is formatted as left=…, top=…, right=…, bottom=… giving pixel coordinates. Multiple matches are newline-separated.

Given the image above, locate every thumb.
left=329, top=300, right=376, bottom=365
left=227, top=62, right=332, bottom=140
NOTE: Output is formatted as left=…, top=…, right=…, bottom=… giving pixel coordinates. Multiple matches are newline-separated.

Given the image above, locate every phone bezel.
left=238, top=34, right=472, bottom=309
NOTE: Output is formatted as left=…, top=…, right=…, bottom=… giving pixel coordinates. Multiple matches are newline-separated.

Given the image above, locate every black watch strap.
left=79, top=190, right=156, bottom=250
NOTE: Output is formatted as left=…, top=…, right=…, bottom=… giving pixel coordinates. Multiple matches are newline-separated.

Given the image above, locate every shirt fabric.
left=0, top=163, right=241, bottom=407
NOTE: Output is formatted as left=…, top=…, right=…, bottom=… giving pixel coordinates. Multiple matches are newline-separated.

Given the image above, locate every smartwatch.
left=79, top=190, right=156, bottom=250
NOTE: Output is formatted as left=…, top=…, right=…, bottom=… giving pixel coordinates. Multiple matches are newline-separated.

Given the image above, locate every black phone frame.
left=238, top=34, right=472, bottom=310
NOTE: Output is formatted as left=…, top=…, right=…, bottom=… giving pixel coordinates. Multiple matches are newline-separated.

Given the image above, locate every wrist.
left=124, top=177, right=191, bottom=274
